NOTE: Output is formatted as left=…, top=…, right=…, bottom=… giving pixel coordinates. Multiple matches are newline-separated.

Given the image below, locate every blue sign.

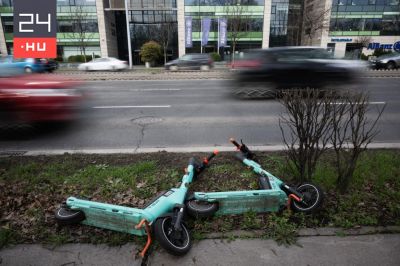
left=394, top=41, right=400, bottom=52
left=185, top=17, right=192, bottom=48
left=201, top=18, right=211, bottom=46
left=218, top=18, right=227, bottom=47
left=331, top=38, right=352, bottom=42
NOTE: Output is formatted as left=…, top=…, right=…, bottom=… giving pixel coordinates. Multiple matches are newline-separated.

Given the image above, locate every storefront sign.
left=331, top=38, right=352, bottom=42
left=13, top=0, right=57, bottom=58
left=185, top=17, right=192, bottom=48
left=367, top=41, right=400, bottom=52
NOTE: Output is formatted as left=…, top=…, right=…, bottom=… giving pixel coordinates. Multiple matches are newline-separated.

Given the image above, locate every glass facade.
left=184, top=0, right=264, bottom=55
left=0, top=0, right=100, bottom=59
left=270, top=0, right=303, bottom=47
left=330, top=0, right=400, bottom=36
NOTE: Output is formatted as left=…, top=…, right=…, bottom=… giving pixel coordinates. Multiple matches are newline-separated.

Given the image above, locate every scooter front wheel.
left=291, top=183, right=323, bottom=213
left=186, top=200, right=218, bottom=218
left=55, top=207, right=85, bottom=225
left=153, top=217, right=192, bottom=256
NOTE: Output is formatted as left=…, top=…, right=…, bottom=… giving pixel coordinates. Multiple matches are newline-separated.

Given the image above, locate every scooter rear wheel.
left=291, top=183, right=323, bottom=213
left=55, top=207, right=85, bottom=225
left=153, top=216, right=192, bottom=256
left=186, top=200, right=218, bottom=218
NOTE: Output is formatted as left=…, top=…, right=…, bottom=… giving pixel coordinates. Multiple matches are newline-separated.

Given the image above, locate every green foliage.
left=372, top=48, right=392, bottom=57
left=209, top=52, right=221, bottom=62
left=140, top=41, right=162, bottom=63
left=360, top=53, right=369, bottom=60
left=0, top=228, right=18, bottom=249
left=68, top=55, right=100, bottom=63
left=265, top=212, right=298, bottom=246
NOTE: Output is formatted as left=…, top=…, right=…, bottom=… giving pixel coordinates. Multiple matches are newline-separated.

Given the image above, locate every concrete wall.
left=0, top=17, right=7, bottom=55
left=177, top=0, right=185, bottom=57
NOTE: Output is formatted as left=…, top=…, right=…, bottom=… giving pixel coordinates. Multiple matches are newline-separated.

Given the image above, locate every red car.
left=0, top=74, right=84, bottom=126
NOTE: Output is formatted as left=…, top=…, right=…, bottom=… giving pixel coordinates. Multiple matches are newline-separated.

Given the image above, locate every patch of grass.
left=0, top=228, right=18, bottom=249
left=264, top=212, right=298, bottom=247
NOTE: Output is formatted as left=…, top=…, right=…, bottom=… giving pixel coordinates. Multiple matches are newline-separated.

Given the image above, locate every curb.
left=202, top=226, right=400, bottom=239
left=4, top=142, right=400, bottom=156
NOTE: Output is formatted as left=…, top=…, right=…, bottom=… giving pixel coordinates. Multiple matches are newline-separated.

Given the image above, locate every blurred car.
left=369, top=53, right=400, bottom=70
left=231, top=47, right=367, bottom=98
left=0, top=74, right=84, bottom=126
left=40, top=58, right=59, bottom=73
left=78, top=57, right=128, bottom=71
left=0, top=56, right=45, bottom=73
left=165, top=54, right=214, bottom=71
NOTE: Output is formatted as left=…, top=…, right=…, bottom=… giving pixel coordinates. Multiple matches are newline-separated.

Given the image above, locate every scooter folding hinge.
left=135, top=219, right=152, bottom=258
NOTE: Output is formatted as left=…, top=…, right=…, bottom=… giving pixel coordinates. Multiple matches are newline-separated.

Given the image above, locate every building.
left=304, top=0, right=400, bottom=58
left=3, top=1, right=396, bottom=62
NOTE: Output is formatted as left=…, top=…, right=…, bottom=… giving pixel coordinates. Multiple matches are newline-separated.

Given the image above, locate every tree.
left=224, top=1, right=251, bottom=68
left=302, top=5, right=331, bottom=46
left=140, top=41, right=162, bottom=65
left=150, top=14, right=177, bottom=65
left=68, top=5, right=97, bottom=62
left=354, top=36, right=372, bottom=59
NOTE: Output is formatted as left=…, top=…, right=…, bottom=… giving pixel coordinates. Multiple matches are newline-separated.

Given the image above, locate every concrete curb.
left=202, top=226, right=400, bottom=240
left=3, top=142, right=400, bottom=156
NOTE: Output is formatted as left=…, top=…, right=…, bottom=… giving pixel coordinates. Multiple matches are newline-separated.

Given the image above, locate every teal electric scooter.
left=55, top=151, right=218, bottom=257
left=185, top=138, right=323, bottom=217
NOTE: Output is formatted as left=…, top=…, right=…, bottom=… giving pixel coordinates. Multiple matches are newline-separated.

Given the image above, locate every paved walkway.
left=1, top=234, right=399, bottom=266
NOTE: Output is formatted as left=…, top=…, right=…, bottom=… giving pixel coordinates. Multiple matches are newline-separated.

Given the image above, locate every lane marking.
left=328, top=102, right=386, bottom=105
left=128, top=89, right=181, bottom=91
left=93, top=105, right=171, bottom=109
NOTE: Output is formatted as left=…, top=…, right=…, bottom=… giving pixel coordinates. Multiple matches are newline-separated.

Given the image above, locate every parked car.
left=165, top=54, right=214, bottom=71
left=231, top=47, right=367, bottom=99
left=40, top=58, right=59, bottom=73
left=369, top=53, right=400, bottom=70
left=78, top=57, right=128, bottom=71
left=0, top=74, right=85, bottom=126
left=0, top=56, right=46, bottom=73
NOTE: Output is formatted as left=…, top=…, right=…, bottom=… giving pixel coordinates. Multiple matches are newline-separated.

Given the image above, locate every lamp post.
left=125, top=0, right=133, bottom=69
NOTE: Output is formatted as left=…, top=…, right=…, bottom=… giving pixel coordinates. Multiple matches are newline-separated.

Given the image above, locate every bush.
left=360, top=53, right=369, bottom=61
left=372, top=48, right=392, bottom=57
left=209, top=52, right=221, bottom=62
left=140, top=41, right=162, bottom=64
left=67, top=55, right=100, bottom=63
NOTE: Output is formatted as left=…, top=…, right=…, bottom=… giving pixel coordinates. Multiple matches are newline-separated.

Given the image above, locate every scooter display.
left=185, top=139, right=323, bottom=218
left=55, top=151, right=218, bottom=257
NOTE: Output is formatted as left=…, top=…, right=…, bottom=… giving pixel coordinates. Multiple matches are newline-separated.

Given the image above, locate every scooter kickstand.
left=135, top=219, right=152, bottom=258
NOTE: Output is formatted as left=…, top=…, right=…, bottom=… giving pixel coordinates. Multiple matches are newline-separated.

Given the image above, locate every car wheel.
left=387, top=61, right=396, bottom=70
left=200, top=65, right=210, bottom=71
left=170, top=65, right=178, bottom=71
left=24, top=67, right=32, bottom=74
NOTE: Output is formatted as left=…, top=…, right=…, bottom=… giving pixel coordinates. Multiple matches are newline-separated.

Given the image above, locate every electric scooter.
left=55, top=151, right=218, bottom=257
left=185, top=139, right=323, bottom=218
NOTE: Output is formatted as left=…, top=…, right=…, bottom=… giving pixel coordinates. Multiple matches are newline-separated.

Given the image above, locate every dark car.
left=40, top=58, right=59, bottom=73
left=231, top=47, right=366, bottom=98
left=165, top=54, right=214, bottom=71
left=369, top=53, right=400, bottom=70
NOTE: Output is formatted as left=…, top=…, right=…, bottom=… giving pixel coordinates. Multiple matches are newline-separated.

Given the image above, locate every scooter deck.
left=66, top=197, right=147, bottom=236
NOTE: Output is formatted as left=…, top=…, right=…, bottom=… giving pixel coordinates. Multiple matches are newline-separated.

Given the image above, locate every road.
left=1, top=77, right=399, bottom=152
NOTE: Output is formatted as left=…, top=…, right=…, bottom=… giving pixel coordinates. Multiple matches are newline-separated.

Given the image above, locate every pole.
left=200, top=17, right=203, bottom=54
left=217, top=17, right=220, bottom=55
left=125, top=0, right=133, bottom=69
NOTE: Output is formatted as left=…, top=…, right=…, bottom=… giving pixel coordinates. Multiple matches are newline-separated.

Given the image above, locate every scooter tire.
left=291, top=183, right=324, bottom=214
left=185, top=200, right=218, bottom=218
left=153, top=217, right=192, bottom=256
left=55, top=207, right=85, bottom=225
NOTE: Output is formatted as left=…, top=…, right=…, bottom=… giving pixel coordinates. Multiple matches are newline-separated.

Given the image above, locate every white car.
left=78, top=57, right=128, bottom=71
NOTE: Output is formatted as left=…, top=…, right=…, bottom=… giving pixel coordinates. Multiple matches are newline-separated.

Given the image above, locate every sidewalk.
left=1, top=234, right=399, bottom=266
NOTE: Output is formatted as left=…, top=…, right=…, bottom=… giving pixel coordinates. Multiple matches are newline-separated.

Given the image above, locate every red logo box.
left=14, top=37, right=57, bottom=58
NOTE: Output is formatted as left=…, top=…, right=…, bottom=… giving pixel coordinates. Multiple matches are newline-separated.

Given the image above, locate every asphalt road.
left=1, top=77, right=399, bottom=152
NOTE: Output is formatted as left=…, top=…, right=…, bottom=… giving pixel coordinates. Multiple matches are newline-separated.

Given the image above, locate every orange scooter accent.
left=135, top=219, right=152, bottom=258
left=287, top=194, right=302, bottom=211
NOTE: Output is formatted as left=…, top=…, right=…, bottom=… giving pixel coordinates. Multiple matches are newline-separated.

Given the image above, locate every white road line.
left=93, top=105, right=171, bottom=109
left=328, top=102, right=386, bottom=105
left=129, top=89, right=181, bottom=91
